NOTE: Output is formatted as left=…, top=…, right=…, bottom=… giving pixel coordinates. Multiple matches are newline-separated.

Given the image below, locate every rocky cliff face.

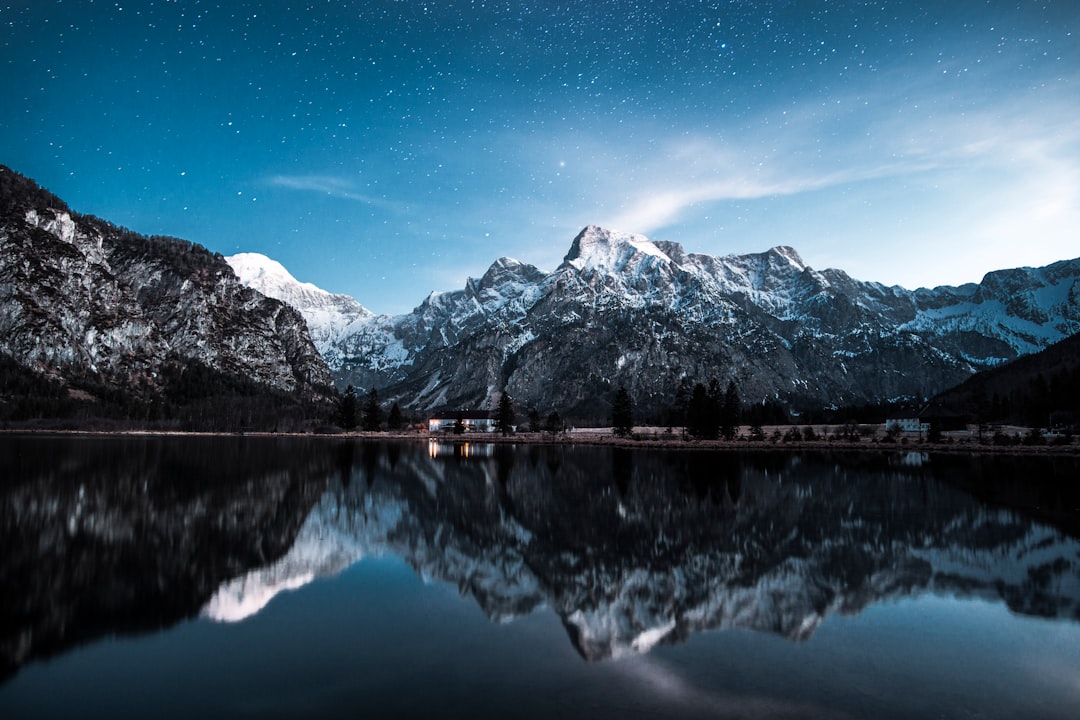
left=0, top=166, right=334, bottom=402
left=238, top=224, right=1080, bottom=417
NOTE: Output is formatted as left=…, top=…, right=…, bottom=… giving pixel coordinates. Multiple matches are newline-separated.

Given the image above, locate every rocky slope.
left=0, top=166, right=334, bottom=404
left=236, top=225, right=1080, bottom=418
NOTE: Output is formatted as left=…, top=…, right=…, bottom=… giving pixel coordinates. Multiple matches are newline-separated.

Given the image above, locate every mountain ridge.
left=4, top=162, right=1077, bottom=423
left=233, top=224, right=1080, bottom=418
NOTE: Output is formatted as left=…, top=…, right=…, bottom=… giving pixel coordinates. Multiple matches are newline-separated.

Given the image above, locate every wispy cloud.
left=592, top=140, right=935, bottom=236
left=265, top=174, right=406, bottom=211
left=578, top=78, right=1080, bottom=249
left=472, top=72, right=1080, bottom=293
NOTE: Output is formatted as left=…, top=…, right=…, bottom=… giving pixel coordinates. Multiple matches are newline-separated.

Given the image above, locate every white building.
left=886, top=418, right=930, bottom=434
left=427, top=410, right=497, bottom=434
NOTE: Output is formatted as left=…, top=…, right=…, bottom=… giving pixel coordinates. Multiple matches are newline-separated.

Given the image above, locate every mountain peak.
left=477, top=256, right=546, bottom=288
left=0, top=164, right=70, bottom=217
left=766, top=245, right=806, bottom=270
left=225, top=252, right=372, bottom=357
left=227, top=252, right=312, bottom=292
left=563, top=225, right=673, bottom=271
left=226, top=252, right=369, bottom=315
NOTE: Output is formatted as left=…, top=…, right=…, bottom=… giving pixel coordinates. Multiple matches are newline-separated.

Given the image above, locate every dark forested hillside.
left=926, top=331, right=1080, bottom=429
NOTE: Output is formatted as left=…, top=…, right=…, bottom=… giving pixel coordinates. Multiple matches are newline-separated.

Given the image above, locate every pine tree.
left=612, top=386, right=634, bottom=437
left=544, top=411, right=563, bottom=434
left=337, top=385, right=358, bottom=431
left=362, top=387, right=382, bottom=431
left=721, top=380, right=740, bottom=440
left=386, top=401, right=404, bottom=430
left=706, top=379, right=723, bottom=440
left=687, top=381, right=721, bottom=439
left=686, top=383, right=710, bottom=439
left=497, top=392, right=515, bottom=435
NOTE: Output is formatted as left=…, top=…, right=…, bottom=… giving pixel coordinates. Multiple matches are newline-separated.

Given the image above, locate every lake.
left=1, top=434, right=1079, bottom=719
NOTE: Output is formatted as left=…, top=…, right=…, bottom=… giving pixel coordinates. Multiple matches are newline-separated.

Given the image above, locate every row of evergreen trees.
left=335, top=385, right=405, bottom=431
left=334, top=380, right=748, bottom=438
left=0, top=353, right=329, bottom=432
left=342, top=376, right=1066, bottom=440
left=334, top=385, right=569, bottom=436
left=612, top=380, right=742, bottom=439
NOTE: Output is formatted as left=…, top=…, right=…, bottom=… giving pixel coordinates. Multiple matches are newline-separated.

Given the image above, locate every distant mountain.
left=0, top=166, right=334, bottom=420
left=236, top=225, right=1080, bottom=419
left=12, top=153, right=1072, bottom=423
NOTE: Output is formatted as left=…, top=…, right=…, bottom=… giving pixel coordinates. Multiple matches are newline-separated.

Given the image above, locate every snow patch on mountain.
left=226, top=252, right=372, bottom=356
left=202, top=489, right=407, bottom=622
left=564, top=225, right=673, bottom=271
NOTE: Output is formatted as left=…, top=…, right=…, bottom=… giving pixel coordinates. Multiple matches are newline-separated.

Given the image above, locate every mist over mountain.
left=234, top=225, right=1080, bottom=419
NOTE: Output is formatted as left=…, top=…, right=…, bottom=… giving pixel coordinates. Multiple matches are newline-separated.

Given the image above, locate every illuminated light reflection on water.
left=1, top=435, right=1078, bottom=719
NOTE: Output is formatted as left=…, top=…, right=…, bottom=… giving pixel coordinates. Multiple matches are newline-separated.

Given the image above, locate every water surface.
left=1, top=436, right=1079, bottom=719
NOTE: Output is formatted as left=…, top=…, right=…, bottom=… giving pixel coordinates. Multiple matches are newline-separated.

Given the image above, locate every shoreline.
left=3, top=426, right=1078, bottom=456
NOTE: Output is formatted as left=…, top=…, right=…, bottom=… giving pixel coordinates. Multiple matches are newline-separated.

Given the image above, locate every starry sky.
left=3, top=1, right=1078, bottom=314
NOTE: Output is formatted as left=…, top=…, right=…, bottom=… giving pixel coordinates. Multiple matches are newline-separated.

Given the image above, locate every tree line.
left=335, top=385, right=405, bottom=431
left=0, top=353, right=329, bottom=432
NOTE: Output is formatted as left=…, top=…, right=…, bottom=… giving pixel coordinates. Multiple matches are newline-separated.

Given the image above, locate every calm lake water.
left=1, top=435, right=1079, bottom=719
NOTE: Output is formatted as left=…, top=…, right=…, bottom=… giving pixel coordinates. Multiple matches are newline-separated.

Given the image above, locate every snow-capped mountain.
left=235, top=224, right=1079, bottom=417
left=0, top=166, right=333, bottom=401
left=225, top=252, right=371, bottom=361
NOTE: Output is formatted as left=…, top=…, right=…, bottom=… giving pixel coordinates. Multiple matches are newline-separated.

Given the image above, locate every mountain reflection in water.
left=2, top=435, right=1079, bottom=682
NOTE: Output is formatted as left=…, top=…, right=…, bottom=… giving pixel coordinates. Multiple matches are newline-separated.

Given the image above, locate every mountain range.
left=228, top=226, right=1080, bottom=420
left=3, top=164, right=1079, bottom=422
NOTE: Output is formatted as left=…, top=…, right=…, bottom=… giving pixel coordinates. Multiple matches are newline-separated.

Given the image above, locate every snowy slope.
left=226, top=252, right=372, bottom=358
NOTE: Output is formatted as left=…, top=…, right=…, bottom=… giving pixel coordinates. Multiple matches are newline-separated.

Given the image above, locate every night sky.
left=3, top=1, right=1078, bottom=314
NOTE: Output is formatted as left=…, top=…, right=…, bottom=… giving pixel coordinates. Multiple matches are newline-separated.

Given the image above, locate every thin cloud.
left=600, top=148, right=938, bottom=236
left=598, top=80, right=1080, bottom=239
left=265, top=174, right=406, bottom=211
